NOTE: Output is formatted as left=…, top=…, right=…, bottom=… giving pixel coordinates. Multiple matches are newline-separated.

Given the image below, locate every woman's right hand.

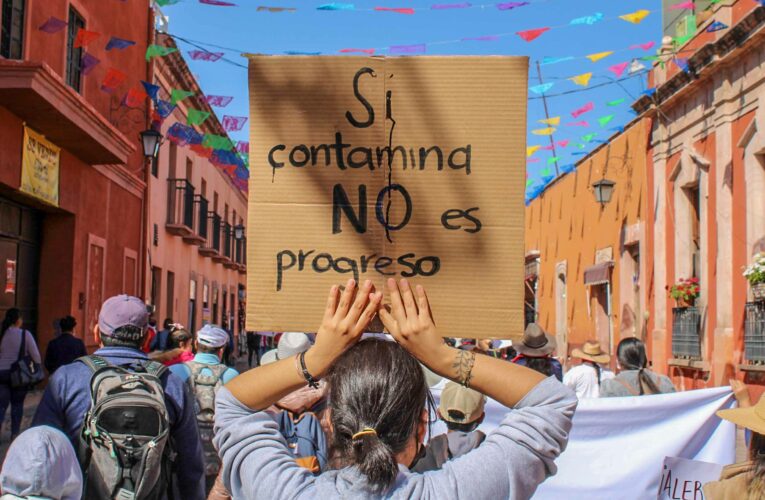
left=378, top=279, right=452, bottom=373
left=730, top=379, right=752, bottom=408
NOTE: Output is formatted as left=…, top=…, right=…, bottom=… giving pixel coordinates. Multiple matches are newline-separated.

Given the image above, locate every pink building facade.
left=144, top=34, right=247, bottom=344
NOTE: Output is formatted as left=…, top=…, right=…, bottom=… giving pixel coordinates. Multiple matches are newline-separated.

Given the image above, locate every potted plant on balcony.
left=743, top=253, right=765, bottom=301
left=667, top=278, right=700, bottom=308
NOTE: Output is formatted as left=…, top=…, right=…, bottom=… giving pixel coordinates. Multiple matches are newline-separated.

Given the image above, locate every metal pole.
left=535, top=61, right=559, bottom=177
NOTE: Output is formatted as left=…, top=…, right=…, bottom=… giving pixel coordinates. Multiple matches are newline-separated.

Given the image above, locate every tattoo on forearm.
left=452, top=350, right=476, bottom=388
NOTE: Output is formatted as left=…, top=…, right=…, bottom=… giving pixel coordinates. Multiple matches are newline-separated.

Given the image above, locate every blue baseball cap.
left=98, top=295, right=148, bottom=338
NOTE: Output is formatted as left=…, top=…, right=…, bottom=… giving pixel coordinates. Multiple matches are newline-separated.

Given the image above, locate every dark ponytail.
left=525, top=356, right=554, bottom=377
left=327, top=339, right=434, bottom=492
left=586, top=361, right=602, bottom=386
left=617, top=337, right=661, bottom=395
left=1, top=308, right=20, bottom=340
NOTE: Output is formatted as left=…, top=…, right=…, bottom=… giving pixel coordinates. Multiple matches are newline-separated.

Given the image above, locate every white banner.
left=431, top=385, right=736, bottom=499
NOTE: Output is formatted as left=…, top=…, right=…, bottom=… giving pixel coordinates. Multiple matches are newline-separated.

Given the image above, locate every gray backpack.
left=77, top=356, right=173, bottom=500
left=185, top=361, right=227, bottom=476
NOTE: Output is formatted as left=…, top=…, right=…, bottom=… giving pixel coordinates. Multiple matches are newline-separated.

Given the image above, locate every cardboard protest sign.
left=246, top=55, right=527, bottom=339
left=657, top=456, right=723, bottom=500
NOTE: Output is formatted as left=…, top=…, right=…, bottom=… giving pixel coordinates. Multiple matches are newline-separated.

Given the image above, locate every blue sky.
left=160, top=0, right=662, bottom=190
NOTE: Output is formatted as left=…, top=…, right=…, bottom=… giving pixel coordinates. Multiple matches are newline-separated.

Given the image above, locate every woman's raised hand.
left=378, top=279, right=450, bottom=372
left=308, top=279, right=382, bottom=375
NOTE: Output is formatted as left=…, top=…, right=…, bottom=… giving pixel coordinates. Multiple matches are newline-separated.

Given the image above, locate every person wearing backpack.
left=168, top=324, right=238, bottom=494
left=32, top=295, right=205, bottom=500
left=0, top=308, right=41, bottom=441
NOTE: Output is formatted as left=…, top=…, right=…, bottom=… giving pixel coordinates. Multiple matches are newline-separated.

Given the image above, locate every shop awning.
left=584, top=261, right=614, bottom=286
left=0, top=61, right=135, bottom=165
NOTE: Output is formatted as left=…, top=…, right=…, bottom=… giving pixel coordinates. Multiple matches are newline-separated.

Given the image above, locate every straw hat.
left=571, top=341, right=611, bottom=365
left=514, top=323, right=556, bottom=357
left=717, top=395, right=765, bottom=435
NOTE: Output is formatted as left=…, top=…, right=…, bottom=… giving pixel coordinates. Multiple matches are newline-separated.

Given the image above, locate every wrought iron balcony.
left=745, top=301, right=765, bottom=363
left=181, top=194, right=208, bottom=246
left=166, top=179, right=195, bottom=237
left=199, top=212, right=221, bottom=257
left=671, top=306, right=701, bottom=359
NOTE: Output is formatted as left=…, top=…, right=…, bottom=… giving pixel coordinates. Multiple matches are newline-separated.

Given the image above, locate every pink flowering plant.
left=744, top=253, right=765, bottom=285
left=667, top=277, right=700, bottom=303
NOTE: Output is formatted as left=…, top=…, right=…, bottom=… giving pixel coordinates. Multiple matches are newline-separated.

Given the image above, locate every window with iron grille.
left=0, top=0, right=25, bottom=59
left=65, top=8, right=85, bottom=92
left=671, top=306, right=701, bottom=359
left=745, top=302, right=765, bottom=363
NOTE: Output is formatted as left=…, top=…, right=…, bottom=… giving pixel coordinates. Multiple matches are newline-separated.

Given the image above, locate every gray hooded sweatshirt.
left=214, top=377, right=577, bottom=500
left=0, top=426, right=82, bottom=500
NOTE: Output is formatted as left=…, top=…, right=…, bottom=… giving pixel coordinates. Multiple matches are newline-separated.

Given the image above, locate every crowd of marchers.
left=0, top=279, right=759, bottom=499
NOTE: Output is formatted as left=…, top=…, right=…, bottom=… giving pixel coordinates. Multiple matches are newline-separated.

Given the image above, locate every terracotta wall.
left=525, top=119, right=649, bottom=368
left=0, top=0, right=151, bottom=354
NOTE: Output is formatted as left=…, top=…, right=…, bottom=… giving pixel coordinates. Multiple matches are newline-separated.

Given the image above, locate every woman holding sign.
left=215, top=278, right=576, bottom=499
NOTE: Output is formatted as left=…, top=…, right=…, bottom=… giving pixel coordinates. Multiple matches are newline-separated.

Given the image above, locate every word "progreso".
left=276, top=249, right=440, bottom=291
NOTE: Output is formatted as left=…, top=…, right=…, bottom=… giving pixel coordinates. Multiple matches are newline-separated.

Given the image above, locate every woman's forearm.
left=224, top=348, right=334, bottom=410
left=428, top=344, right=547, bottom=408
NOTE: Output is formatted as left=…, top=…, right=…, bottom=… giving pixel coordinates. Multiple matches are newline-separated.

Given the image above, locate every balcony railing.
left=199, top=212, right=221, bottom=257
left=671, top=307, right=701, bottom=359
left=223, top=222, right=233, bottom=260
left=193, top=195, right=208, bottom=240
left=745, top=301, right=765, bottom=363
left=166, top=179, right=195, bottom=235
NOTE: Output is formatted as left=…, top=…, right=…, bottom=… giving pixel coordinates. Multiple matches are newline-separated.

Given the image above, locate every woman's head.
left=616, top=337, right=647, bottom=370
left=2, top=308, right=21, bottom=334
left=327, top=339, right=432, bottom=492
left=169, top=326, right=193, bottom=350
left=524, top=356, right=554, bottom=377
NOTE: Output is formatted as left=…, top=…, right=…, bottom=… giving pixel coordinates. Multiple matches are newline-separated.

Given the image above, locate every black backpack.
left=77, top=355, right=175, bottom=500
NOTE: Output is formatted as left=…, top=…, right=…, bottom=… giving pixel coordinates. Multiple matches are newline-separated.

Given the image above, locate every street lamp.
left=592, top=178, right=616, bottom=206
left=233, top=224, right=245, bottom=240
left=139, top=129, right=162, bottom=159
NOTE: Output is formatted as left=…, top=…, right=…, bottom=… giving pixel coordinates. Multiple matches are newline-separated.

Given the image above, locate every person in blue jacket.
left=32, top=295, right=206, bottom=499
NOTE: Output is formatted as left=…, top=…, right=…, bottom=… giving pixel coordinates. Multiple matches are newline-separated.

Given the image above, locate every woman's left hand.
left=306, top=279, right=382, bottom=376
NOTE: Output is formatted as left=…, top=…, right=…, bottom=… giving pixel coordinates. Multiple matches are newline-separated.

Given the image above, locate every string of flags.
left=35, top=17, right=249, bottom=190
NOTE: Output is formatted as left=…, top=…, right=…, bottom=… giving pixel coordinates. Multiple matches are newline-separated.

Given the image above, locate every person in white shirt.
left=563, top=341, right=614, bottom=399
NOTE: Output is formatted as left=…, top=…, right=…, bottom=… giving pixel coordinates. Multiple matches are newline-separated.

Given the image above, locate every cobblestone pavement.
left=0, top=389, right=44, bottom=462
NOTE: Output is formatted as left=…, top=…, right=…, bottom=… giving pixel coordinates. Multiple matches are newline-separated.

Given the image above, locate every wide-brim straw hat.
left=514, top=323, right=557, bottom=357
left=571, top=341, right=611, bottom=365
left=717, top=396, right=765, bottom=435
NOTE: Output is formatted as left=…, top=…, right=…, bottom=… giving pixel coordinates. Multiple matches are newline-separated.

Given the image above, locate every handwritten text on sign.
left=247, top=56, right=526, bottom=338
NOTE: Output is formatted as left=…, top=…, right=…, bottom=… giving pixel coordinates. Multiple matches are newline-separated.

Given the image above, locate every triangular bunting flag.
left=631, top=41, right=656, bottom=51
left=566, top=121, right=590, bottom=127
left=539, top=116, right=560, bottom=126
left=527, top=145, right=541, bottom=157
left=187, top=109, right=211, bottom=126
left=106, top=37, right=136, bottom=51
left=141, top=81, right=160, bottom=102
left=670, top=1, right=694, bottom=9
left=529, top=82, right=554, bottom=94
left=541, top=56, right=574, bottom=65
left=74, top=29, right=100, bottom=48
left=557, top=140, right=570, bottom=147
left=582, top=133, right=597, bottom=142
left=532, top=127, right=556, bottom=135
left=619, top=9, right=650, bottom=24
left=607, top=98, right=626, bottom=106
left=517, top=27, right=550, bottom=42
left=570, top=13, right=603, bottom=25
left=171, top=89, right=195, bottom=105
left=609, top=62, right=629, bottom=77
left=598, top=115, right=615, bottom=127
left=146, top=44, right=178, bottom=61
left=569, top=72, right=592, bottom=86
left=571, top=102, right=594, bottom=118
left=547, top=157, right=559, bottom=165
left=586, top=51, right=613, bottom=62
left=706, top=21, right=728, bottom=32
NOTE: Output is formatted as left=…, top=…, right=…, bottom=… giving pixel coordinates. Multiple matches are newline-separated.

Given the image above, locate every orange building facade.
left=525, top=119, right=650, bottom=369
left=637, top=0, right=765, bottom=389
left=145, top=33, right=247, bottom=344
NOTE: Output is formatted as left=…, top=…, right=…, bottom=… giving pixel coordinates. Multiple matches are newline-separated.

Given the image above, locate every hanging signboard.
left=21, top=126, right=60, bottom=207
left=246, top=56, right=528, bottom=339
